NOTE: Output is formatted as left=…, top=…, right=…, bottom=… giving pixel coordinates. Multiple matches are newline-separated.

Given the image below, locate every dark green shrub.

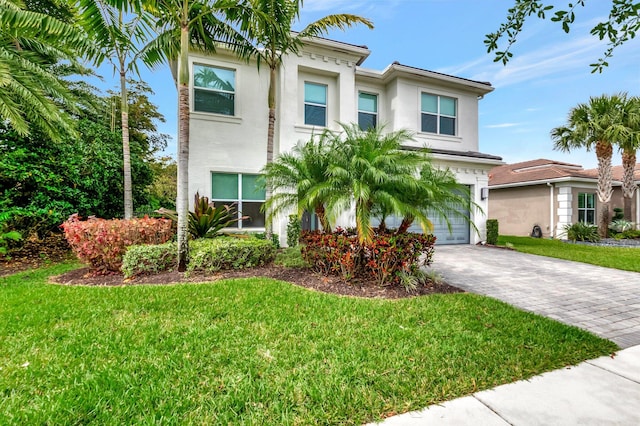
left=286, top=214, right=301, bottom=247
left=564, top=222, right=600, bottom=242
left=187, top=238, right=275, bottom=272
left=613, top=207, right=624, bottom=221
left=486, top=219, right=499, bottom=245
left=300, top=228, right=436, bottom=285
left=122, top=242, right=176, bottom=278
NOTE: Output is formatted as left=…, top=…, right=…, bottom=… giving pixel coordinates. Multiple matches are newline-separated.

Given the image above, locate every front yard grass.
left=0, top=263, right=616, bottom=425
left=498, top=235, right=640, bottom=272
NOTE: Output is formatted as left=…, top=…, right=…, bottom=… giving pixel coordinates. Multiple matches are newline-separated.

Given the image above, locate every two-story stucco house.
left=186, top=36, right=503, bottom=246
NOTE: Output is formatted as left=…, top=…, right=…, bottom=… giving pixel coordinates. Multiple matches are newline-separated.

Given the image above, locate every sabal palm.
left=552, top=93, right=631, bottom=237
left=0, top=0, right=96, bottom=141
left=141, top=0, right=253, bottom=270
left=77, top=0, right=152, bottom=219
left=327, top=124, right=429, bottom=243
left=616, top=96, right=640, bottom=220
left=233, top=0, right=373, bottom=238
left=262, top=131, right=337, bottom=232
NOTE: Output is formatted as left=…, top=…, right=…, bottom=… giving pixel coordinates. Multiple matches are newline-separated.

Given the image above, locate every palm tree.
left=617, top=96, right=640, bottom=221
left=141, top=0, right=254, bottom=271
left=261, top=130, right=337, bottom=232
left=232, top=0, right=373, bottom=239
left=552, top=93, right=631, bottom=237
left=0, top=0, right=97, bottom=141
left=77, top=0, right=152, bottom=219
left=326, top=124, right=431, bottom=244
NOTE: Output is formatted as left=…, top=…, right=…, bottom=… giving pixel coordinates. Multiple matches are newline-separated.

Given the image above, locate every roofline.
left=357, top=62, right=494, bottom=95
left=298, top=35, right=370, bottom=65
left=489, top=176, right=634, bottom=189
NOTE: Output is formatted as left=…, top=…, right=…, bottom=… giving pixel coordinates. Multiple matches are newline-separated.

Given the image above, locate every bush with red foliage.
left=300, top=228, right=436, bottom=285
left=61, top=214, right=174, bottom=274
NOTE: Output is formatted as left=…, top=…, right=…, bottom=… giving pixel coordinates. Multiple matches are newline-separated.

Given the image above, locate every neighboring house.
left=187, top=36, right=503, bottom=246
left=488, top=159, right=640, bottom=238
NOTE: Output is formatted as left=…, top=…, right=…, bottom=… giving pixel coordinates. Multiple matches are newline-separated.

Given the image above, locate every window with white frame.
left=193, top=64, right=235, bottom=115
left=304, top=82, right=327, bottom=126
left=358, top=92, right=378, bottom=130
left=578, top=192, right=596, bottom=224
left=421, top=93, right=457, bottom=135
left=211, top=173, right=265, bottom=228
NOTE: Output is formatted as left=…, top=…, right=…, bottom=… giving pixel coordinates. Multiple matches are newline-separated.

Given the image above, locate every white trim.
left=490, top=177, right=623, bottom=190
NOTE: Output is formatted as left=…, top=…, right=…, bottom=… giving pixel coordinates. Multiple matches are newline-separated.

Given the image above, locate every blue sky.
left=100, top=0, right=640, bottom=169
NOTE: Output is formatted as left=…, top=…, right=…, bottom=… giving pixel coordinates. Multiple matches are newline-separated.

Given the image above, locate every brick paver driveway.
left=432, top=245, right=640, bottom=348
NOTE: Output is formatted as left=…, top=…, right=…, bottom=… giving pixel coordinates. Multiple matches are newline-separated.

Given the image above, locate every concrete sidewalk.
left=369, top=345, right=640, bottom=425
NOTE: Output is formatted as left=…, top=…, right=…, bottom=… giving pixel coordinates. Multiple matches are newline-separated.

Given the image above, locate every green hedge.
left=122, top=238, right=276, bottom=278
left=486, top=219, right=499, bottom=245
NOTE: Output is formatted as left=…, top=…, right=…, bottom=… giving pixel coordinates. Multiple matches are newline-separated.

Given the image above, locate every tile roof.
left=489, top=158, right=640, bottom=186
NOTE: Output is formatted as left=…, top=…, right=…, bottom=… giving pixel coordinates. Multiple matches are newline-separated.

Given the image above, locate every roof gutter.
left=490, top=176, right=624, bottom=189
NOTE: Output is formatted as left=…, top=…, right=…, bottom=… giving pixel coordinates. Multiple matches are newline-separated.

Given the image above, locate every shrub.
left=486, top=219, right=499, bottom=245
left=300, top=228, right=436, bottom=285
left=61, top=215, right=174, bottom=273
left=0, top=230, right=21, bottom=256
left=613, top=207, right=624, bottom=221
left=564, top=222, right=600, bottom=243
left=121, top=242, right=176, bottom=278
left=187, top=238, right=276, bottom=273
left=610, top=219, right=634, bottom=233
left=251, top=232, right=281, bottom=249
left=286, top=215, right=301, bottom=247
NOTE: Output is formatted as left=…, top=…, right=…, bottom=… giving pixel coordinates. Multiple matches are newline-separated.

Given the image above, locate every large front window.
left=578, top=192, right=596, bottom=224
left=211, top=173, right=265, bottom=228
left=421, top=93, right=456, bottom=135
left=193, top=64, right=235, bottom=115
left=304, top=82, right=327, bottom=126
left=358, top=92, right=378, bottom=130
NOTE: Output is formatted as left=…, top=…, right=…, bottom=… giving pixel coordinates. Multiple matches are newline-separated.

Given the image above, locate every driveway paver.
left=432, top=245, right=640, bottom=348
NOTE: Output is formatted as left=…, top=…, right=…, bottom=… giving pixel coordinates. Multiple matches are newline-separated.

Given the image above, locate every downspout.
left=547, top=182, right=554, bottom=238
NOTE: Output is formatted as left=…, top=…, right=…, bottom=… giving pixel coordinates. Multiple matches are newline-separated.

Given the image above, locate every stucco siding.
left=489, top=185, right=551, bottom=237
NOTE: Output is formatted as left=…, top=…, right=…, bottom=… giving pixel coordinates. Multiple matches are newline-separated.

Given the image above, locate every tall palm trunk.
left=596, top=140, right=613, bottom=238
left=621, top=148, right=637, bottom=221
left=176, top=19, right=190, bottom=271
left=120, top=56, right=133, bottom=219
left=265, top=65, right=276, bottom=240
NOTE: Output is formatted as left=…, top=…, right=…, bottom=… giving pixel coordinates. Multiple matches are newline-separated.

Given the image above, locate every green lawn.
left=498, top=235, right=640, bottom=272
left=0, top=263, right=616, bottom=425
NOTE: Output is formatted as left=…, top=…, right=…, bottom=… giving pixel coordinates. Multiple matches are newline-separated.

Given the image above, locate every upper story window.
left=304, top=82, right=327, bottom=126
left=578, top=192, right=596, bottom=224
left=211, top=172, right=265, bottom=228
left=193, top=64, right=235, bottom=115
left=358, top=92, right=378, bottom=130
left=421, top=93, right=457, bottom=136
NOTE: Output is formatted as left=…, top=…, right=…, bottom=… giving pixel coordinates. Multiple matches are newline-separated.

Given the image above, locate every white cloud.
left=485, top=123, right=522, bottom=129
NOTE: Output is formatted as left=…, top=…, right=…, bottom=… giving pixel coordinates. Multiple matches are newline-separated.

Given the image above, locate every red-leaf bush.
left=300, top=228, right=436, bottom=285
left=61, top=214, right=174, bottom=274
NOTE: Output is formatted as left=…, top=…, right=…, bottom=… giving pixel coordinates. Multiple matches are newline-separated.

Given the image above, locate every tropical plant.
left=616, top=96, right=640, bottom=220
left=610, top=218, right=634, bottom=233
left=141, top=0, right=254, bottom=270
left=551, top=93, right=632, bottom=238
left=159, top=192, right=242, bottom=239
left=0, top=0, right=98, bottom=141
left=0, top=229, right=21, bottom=255
left=262, top=130, right=338, bottom=232
left=77, top=0, right=153, bottom=219
left=564, top=222, right=600, bottom=243
left=230, top=0, right=373, bottom=239
left=327, top=124, right=440, bottom=243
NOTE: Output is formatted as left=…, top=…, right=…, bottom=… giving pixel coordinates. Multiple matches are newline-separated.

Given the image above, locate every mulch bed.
left=50, top=265, right=463, bottom=299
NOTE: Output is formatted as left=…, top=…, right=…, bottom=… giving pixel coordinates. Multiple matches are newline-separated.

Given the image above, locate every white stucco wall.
left=185, top=39, right=499, bottom=246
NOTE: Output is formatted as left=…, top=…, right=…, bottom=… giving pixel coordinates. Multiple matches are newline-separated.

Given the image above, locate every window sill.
left=294, top=124, right=328, bottom=134
left=415, top=132, right=463, bottom=143
left=191, top=111, right=242, bottom=125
